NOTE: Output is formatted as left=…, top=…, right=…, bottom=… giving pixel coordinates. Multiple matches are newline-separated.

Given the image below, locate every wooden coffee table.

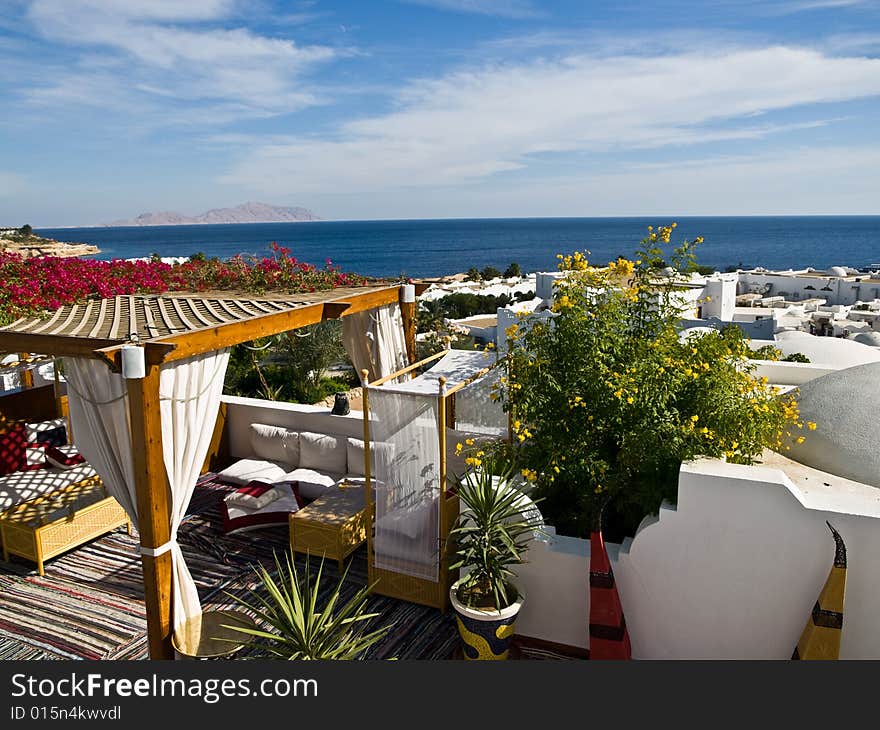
left=290, top=484, right=371, bottom=571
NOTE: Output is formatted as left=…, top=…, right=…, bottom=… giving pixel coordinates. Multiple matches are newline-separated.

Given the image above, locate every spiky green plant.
left=224, top=551, right=390, bottom=660
left=449, top=452, right=540, bottom=611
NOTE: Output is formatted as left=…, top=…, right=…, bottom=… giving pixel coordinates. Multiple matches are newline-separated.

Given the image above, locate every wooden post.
left=361, top=369, right=374, bottom=590
left=438, top=377, right=447, bottom=497
left=20, top=353, right=34, bottom=389
left=437, top=377, right=450, bottom=611
left=127, top=363, right=174, bottom=660
left=399, top=285, right=417, bottom=367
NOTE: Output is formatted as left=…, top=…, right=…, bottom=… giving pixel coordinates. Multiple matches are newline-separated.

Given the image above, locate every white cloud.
left=398, top=0, right=540, bottom=18
left=290, top=144, right=880, bottom=219
left=222, top=46, right=880, bottom=195
left=774, top=0, right=870, bottom=11
left=24, top=0, right=338, bottom=117
left=825, top=32, right=880, bottom=53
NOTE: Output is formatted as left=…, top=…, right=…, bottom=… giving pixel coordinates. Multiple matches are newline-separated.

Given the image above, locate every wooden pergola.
left=0, top=283, right=425, bottom=658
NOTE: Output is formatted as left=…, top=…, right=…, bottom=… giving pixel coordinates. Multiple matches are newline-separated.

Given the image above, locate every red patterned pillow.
left=0, top=423, right=27, bottom=476
left=46, top=444, right=86, bottom=469
left=221, top=481, right=303, bottom=534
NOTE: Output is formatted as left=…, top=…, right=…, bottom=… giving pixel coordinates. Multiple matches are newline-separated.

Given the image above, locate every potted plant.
left=448, top=447, right=540, bottom=660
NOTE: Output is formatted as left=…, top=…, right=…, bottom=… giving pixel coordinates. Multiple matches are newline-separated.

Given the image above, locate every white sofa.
left=216, top=423, right=378, bottom=501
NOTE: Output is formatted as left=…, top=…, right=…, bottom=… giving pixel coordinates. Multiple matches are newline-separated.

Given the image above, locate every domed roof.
left=787, top=362, right=880, bottom=488
left=826, top=266, right=848, bottom=277
left=853, top=331, right=880, bottom=348
left=772, top=332, right=880, bottom=368
left=678, top=326, right=716, bottom=342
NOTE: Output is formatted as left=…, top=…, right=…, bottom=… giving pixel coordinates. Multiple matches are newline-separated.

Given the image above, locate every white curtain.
left=369, top=388, right=440, bottom=582
left=454, top=367, right=508, bottom=436
left=64, top=357, right=138, bottom=520
left=343, top=303, right=409, bottom=383
left=65, top=350, right=229, bottom=646
left=159, top=349, right=229, bottom=642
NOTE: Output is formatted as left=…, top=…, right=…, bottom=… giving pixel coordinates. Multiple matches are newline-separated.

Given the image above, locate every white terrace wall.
left=614, top=460, right=880, bottom=658
left=515, top=458, right=880, bottom=658
left=222, top=395, right=880, bottom=658
left=224, top=395, right=366, bottom=459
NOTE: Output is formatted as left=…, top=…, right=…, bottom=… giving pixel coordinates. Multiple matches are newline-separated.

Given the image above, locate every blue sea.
left=34, top=217, right=880, bottom=279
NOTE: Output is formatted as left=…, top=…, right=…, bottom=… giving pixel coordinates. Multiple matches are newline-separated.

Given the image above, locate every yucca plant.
left=225, top=551, right=390, bottom=660
left=449, top=451, right=540, bottom=611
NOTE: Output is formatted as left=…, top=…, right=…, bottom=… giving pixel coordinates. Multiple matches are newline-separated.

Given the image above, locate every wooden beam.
left=414, top=282, right=431, bottom=297
left=322, top=302, right=351, bottom=319
left=369, top=349, right=446, bottom=387
left=399, top=289, right=417, bottom=367
left=95, top=342, right=176, bottom=372
left=153, top=286, right=401, bottom=363
left=0, top=333, right=125, bottom=358
left=127, top=365, right=174, bottom=660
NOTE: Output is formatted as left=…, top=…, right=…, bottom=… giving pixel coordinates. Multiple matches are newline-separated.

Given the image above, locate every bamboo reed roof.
left=0, top=285, right=401, bottom=363
left=1, top=287, right=389, bottom=342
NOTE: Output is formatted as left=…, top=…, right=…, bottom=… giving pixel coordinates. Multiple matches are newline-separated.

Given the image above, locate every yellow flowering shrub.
left=499, top=225, right=803, bottom=539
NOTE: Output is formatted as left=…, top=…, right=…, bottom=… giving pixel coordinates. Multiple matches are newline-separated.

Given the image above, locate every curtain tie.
left=138, top=526, right=178, bottom=557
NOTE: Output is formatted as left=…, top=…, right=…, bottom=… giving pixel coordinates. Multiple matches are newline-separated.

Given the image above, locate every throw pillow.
left=0, top=423, right=27, bottom=476
left=221, top=482, right=303, bottom=534
left=46, top=445, right=87, bottom=470
left=22, top=445, right=48, bottom=471
left=298, top=432, right=347, bottom=474
left=26, top=418, right=68, bottom=447
left=224, top=481, right=283, bottom=511
left=282, top=468, right=340, bottom=501
left=346, top=438, right=366, bottom=477
left=216, top=458, right=289, bottom=486
left=249, top=423, right=299, bottom=466
left=347, top=438, right=395, bottom=477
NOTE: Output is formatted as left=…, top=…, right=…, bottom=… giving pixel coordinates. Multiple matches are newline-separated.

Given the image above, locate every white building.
left=738, top=266, right=880, bottom=306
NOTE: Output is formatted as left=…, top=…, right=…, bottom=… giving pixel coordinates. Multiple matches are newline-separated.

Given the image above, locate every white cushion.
left=346, top=438, right=395, bottom=477
left=25, top=446, right=46, bottom=468
left=375, top=499, right=437, bottom=540
left=0, top=463, right=98, bottom=512
left=299, top=432, right=347, bottom=474
left=283, top=467, right=341, bottom=501
left=249, top=423, right=300, bottom=466
left=346, top=438, right=366, bottom=477
left=216, top=458, right=289, bottom=486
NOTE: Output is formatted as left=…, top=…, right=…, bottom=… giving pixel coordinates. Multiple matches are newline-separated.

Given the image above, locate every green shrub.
left=499, top=225, right=805, bottom=539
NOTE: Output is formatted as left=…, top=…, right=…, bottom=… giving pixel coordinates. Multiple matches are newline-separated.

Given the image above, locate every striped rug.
left=0, top=475, right=573, bottom=660
left=0, top=475, right=460, bottom=660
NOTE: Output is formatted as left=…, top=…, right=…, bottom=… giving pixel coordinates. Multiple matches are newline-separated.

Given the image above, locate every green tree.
left=266, top=320, right=347, bottom=402
left=466, top=267, right=481, bottom=281
left=481, top=265, right=502, bottom=280
left=503, top=262, right=522, bottom=278
left=500, top=225, right=804, bottom=539
left=18, top=224, right=32, bottom=238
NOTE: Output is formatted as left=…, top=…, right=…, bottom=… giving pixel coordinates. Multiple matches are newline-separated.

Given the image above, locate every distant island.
left=0, top=224, right=99, bottom=258
left=104, top=201, right=321, bottom=227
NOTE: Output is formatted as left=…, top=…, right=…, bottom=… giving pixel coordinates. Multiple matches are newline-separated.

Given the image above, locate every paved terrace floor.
left=0, top=475, right=571, bottom=660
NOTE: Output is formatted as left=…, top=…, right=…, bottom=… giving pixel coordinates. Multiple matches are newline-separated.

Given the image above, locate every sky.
left=1, top=0, right=879, bottom=226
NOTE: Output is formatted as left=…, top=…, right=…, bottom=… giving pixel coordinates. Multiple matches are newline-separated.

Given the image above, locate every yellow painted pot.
left=450, top=579, right=524, bottom=660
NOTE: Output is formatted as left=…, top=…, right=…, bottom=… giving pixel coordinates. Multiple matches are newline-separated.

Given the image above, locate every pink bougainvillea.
left=0, top=242, right=373, bottom=324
